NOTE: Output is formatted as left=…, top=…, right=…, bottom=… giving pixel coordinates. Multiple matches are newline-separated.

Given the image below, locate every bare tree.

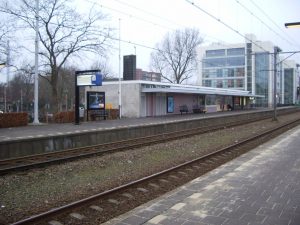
left=39, top=66, right=76, bottom=113
left=1, top=0, right=112, bottom=112
left=90, top=58, right=115, bottom=80
left=0, top=21, right=8, bottom=59
left=0, top=25, right=7, bottom=64
left=0, top=20, right=14, bottom=64
left=9, top=64, right=35, bottom=112
left=151, top=28, right=203, bottom=84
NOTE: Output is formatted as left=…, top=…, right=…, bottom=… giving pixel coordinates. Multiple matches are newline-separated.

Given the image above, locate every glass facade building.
left=255, top=53, right=269, bottom=107
left=284, top=68, right=294, bottom=104
left=202, top=48, right=245, bottom=90
left=199, top=37, right=298, bottom=107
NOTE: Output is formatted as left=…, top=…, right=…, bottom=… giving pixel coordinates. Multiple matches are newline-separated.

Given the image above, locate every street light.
left=285, top=22, right=300, bottom=28
left=285, top=23, right=300, bottom=105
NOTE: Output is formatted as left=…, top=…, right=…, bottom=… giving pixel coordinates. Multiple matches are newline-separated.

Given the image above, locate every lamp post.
left=285, top=22, right=300, bottom=105
left=285, top=22, right=300, bottom=28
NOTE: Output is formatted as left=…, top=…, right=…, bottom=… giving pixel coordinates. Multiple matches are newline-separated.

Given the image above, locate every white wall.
left=121, top=83, right=141, bottom=118
left=85, top=82, right=141, bottom=118
left=155, top=93, right=166, bottom=116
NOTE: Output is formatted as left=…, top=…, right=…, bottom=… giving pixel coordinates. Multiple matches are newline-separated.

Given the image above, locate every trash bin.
left=79, top=107, right=84, bottom=118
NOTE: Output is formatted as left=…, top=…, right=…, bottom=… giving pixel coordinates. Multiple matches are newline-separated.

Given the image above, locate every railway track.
left=10, top=117, right=300, bottom=225
left=0, top=113, right=276, bottom=174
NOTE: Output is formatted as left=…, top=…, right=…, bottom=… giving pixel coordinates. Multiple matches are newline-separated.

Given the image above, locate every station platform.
left=0, top=110, right=240, bottom=142
left=103, top=126, right=300, bottom=225
left=0, top=107, right=297, bottom=160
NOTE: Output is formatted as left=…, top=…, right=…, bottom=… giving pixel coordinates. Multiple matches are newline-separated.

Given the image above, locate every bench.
left=227, top=104, right=233, bottom=111
left=179, top=105, right=189, bottom=115
left=90, top=109, right=108, bottom=121
left=192, top=104, right=206, bottom=113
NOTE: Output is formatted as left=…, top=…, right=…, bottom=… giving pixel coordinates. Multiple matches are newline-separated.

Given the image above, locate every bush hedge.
left=54, top=111, right=75, bottom=123
left=53, top=109, right=119, bottom=123
left=0, top=112, right=28, bottom=128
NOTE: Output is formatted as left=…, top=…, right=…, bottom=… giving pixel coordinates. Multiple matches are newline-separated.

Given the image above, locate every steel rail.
left=10, top=117, right=300, bottom=225
left=0, top=114, right=273, bottom=174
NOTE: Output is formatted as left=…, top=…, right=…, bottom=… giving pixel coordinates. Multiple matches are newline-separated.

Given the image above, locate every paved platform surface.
left=0, top=110, right=252, bottom=142
left=103, top=126, right=300, bottom=225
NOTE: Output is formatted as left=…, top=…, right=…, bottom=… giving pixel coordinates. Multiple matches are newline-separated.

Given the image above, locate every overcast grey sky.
left=1, top=0, right=300, bottom=82
left=81, top=0, right=300, bottom=79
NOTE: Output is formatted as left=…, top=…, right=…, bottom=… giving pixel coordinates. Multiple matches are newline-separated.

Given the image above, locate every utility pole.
left=297, top=64, right=300, bottom=105
left=33, top=0, right=40, bottom=124
left=118, top=18, right=122, bottom=119
left=21, top=89, right=23, bottom=112
left=5, top=41, right=10, bottom=113
left=273, top=46, right=281, bottom=121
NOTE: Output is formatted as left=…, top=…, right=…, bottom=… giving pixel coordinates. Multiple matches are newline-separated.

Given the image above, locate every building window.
left=227, top=57, right=245, bottom=66
left=255, top=52, right=269, bottom=107
left=236, top=68, right=244, bottom=77
left=227, top=48, right=245, bottom=56
left=217, top=69, right=223, bottom=77
left=203, top=69, right=210, bottom=78
left=216, top=80, right=223, bottom=88
left=228, top=68, right=234, bottom=77
left=236, top=79, right=244, bottom=88
left=203, top=58, right=226, bottom=67
left=203, top=80, right=212, bottom=87
left=228, top=79, right=234, bottom=88
left=247, top=43, right=252, bottom=92
left=206, top=49, right=225, bottom=57
left=206, top=95, right=216, bottom=105
left=284, top=68, right=294, bottom=104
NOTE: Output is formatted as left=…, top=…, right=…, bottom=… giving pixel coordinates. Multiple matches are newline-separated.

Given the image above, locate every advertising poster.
left=167, top=96, right=174, bottom=113
left=87, top=92, right=105, bottom=110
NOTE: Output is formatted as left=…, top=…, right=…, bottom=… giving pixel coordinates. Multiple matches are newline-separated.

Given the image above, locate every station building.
left=198, top=34, right=299, bottom=107
left=85, top=80, right=260, bottom=118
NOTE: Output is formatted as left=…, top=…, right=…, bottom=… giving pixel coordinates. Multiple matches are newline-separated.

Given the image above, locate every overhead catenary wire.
left=249, top=0, right=300, bottom=49
left=98, top=0, right=300, bottom=70
left=86, top=0, right=228, bottom=45
left=85, top=0, right=173, bottom=32
left=2, top=0, right=299, bottom=76
left=185, top=0, right=300, bottom=72
left=112, top=0, right=223, bottom=43
left=113, top=0, right=178, bottom=27
left=233, top=0, right=300, bottom=69
left=235, top=0, right=295, bottom=47
left=87, top=0, right=295, bottom=74
left=185, top=0, right=272, bottom=54
left=0, top=0, right=288, bottom=58
left=185, top=0, right=275, bottom=71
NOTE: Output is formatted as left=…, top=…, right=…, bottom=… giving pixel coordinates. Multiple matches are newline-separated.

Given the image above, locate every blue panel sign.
left=91, top=73, right=102, bottom=86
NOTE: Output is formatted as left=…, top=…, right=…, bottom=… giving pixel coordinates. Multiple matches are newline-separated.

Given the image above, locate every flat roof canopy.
left=141, top=87, right=261, bottom=97
left=141, top=84, right=262, bottom=97
left=103, top=80, right=263, bottom=98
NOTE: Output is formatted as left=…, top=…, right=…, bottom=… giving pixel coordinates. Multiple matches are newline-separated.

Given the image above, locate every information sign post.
left=75, top=70, right=102, bottom=125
